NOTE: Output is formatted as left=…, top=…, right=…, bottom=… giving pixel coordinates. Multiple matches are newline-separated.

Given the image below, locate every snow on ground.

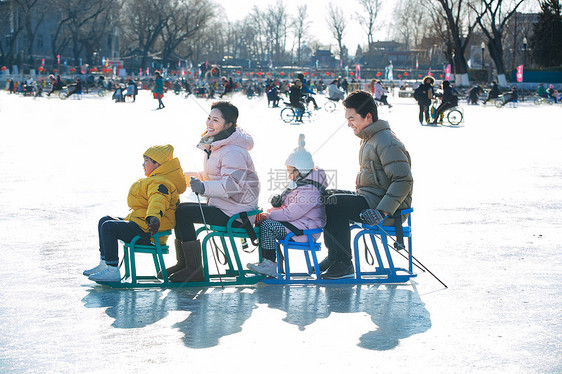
left=0, top=89, right=560, bottom=373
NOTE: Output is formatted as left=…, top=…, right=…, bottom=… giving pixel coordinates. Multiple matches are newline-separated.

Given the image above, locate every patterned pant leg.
left=259, top=219, right=288, bottom=262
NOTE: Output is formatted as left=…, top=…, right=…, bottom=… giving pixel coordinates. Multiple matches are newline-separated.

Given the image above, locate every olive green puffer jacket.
left=356, top=119, right=413, bottom=216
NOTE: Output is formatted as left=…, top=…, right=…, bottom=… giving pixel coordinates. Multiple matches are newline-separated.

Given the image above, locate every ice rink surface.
left=0, top=89, right=560, bottom=373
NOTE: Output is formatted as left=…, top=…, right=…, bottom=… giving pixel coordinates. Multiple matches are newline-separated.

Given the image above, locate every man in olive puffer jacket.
left=321, top=90, right=413, bottom=279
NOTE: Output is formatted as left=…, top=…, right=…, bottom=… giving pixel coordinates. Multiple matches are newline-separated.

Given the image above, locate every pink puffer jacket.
left=267, top=167, right=328, bottom=242
left=195, top=127, right=260, bottom=219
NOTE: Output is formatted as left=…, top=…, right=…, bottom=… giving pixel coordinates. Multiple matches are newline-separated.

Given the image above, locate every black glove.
left=146, top=216, right=160, bottom=234
left=270, top=194, right=283, bottom=208
left=190, top=177, right=205, bottom=195
left=359, top=209, right=386, bottom=226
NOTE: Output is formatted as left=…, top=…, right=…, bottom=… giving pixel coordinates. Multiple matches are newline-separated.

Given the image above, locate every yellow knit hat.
left=144, top=144, right=174, bottom=165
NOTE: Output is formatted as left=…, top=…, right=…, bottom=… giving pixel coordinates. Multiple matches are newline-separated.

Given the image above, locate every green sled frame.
left=97, top=210, right=266, bottom=289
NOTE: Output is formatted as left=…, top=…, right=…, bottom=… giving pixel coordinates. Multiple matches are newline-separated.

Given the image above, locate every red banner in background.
left=445, top=64, right=451, bottom=80
left=516, top=65, right=524, bottom=83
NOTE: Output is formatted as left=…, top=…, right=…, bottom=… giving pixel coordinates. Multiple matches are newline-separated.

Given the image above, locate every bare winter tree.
left=47, top=13, right=71, bottom=68
left=431, top=0, right=478, bottom=87
left=393, top=0, right=429, bottom=49
left=121, top=0, right=171, bottom=70
left=470, top=0, right=527, bottom=87
left=186, top=19, right=224, bottom=64
left=291, top=5, right=310, bottom=65
left=78, top=0, right=119, bottom=65
left=0, top=0, right=25, bottom=68
left=50, top=0, right=117, bottom=66
left=14, top=0, right=45, bottom=65
left=264, top=0, right=288, bottom=63
left=247, top=6, right=267, bottom=62
left=425, top=4, right=455, bottom=67
left=326, top=2, right=347, bottom=66
left=239, top=17, right=261, bottom=63
left=355, top=0, right=382, bottom=48
left=158, top=0, right=214, bottom=66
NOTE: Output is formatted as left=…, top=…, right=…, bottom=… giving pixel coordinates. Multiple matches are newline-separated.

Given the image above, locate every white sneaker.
left=88, top=266, right=121, bottom=282
left=247, top=259, right=278, bottom=277
left=83, top=260, right=107, bottom=276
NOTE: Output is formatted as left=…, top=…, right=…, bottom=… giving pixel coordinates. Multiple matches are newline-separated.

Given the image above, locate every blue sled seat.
left=350, top=207, right=416, bottom=283
left=122, top=230, right=172, bottom=285
left=277, top=228, right=324, bottom=281
left=261, top=228, right=323, bottom=284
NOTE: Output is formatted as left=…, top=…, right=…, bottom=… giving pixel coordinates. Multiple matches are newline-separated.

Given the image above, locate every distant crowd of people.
left=4, top=70, right=560, bottom=115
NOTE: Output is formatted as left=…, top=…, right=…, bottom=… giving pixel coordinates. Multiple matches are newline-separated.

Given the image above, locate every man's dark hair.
left=211, top=101, right=239, bottom=126
left=342, top=90, right=378, bottom=122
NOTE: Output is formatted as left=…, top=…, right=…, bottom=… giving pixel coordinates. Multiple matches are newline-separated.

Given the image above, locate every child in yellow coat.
left=84, top=144, right=187, bottom=282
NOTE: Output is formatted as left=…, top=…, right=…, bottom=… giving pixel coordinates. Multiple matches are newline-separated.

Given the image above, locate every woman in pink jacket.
left=247, top=134, right=328, bottom=277
left=166, top=101, right=260, bottom=282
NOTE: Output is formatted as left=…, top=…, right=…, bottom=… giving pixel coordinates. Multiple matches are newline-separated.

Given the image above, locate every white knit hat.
left=285, top=134, right=314, bottom=175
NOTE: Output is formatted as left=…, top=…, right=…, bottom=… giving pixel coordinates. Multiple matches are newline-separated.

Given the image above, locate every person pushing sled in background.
left=83, top=144, right=187, bottom=282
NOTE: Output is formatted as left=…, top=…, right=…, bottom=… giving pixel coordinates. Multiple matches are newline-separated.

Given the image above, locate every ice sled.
left=96, top=210, right=265, bottom=289
left=94, top=208, right=416, bottom=288
left=263, top=208, right=416, bottom=285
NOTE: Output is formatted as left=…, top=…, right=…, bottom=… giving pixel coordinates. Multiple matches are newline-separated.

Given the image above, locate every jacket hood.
left=301, top=167, right=329, bottom=189
left=150, top=157, right=187, bottom=194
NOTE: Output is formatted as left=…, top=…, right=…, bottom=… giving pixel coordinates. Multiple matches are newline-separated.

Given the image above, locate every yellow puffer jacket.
left=125, top=157, right=187, bottom=244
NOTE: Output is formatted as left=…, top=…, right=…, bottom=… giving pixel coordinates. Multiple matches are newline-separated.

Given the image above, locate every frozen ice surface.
left=0, top=90, right=560, bottom=373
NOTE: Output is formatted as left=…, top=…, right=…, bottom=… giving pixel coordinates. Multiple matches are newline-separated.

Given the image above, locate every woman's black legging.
left=418, top=104, right=430, bottom=123
left=174, top=202, right=243, bottom=242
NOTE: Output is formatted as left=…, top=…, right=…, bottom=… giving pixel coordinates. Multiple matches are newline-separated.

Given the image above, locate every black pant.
left=376, top=95, right=390, bottom=106
left=98, top=216, right=150, bottom=265
left=418, top=104, right=430, bottom=123
left=502, top=95, right=517, bottom=106
left=175, top=202, right=243, bottom=242
left=483, top=94, right=498, bottom=104
left=433, top=102, right=454, bottom=123
left=306, top=95, right=318, bottom=108
left=324, top=194, right=370, bottom=264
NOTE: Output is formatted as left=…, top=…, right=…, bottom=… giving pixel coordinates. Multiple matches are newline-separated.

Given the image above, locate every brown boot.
left=169, top=240, right=205, bottom=282
left=157, top=239, right=185, bottom=279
